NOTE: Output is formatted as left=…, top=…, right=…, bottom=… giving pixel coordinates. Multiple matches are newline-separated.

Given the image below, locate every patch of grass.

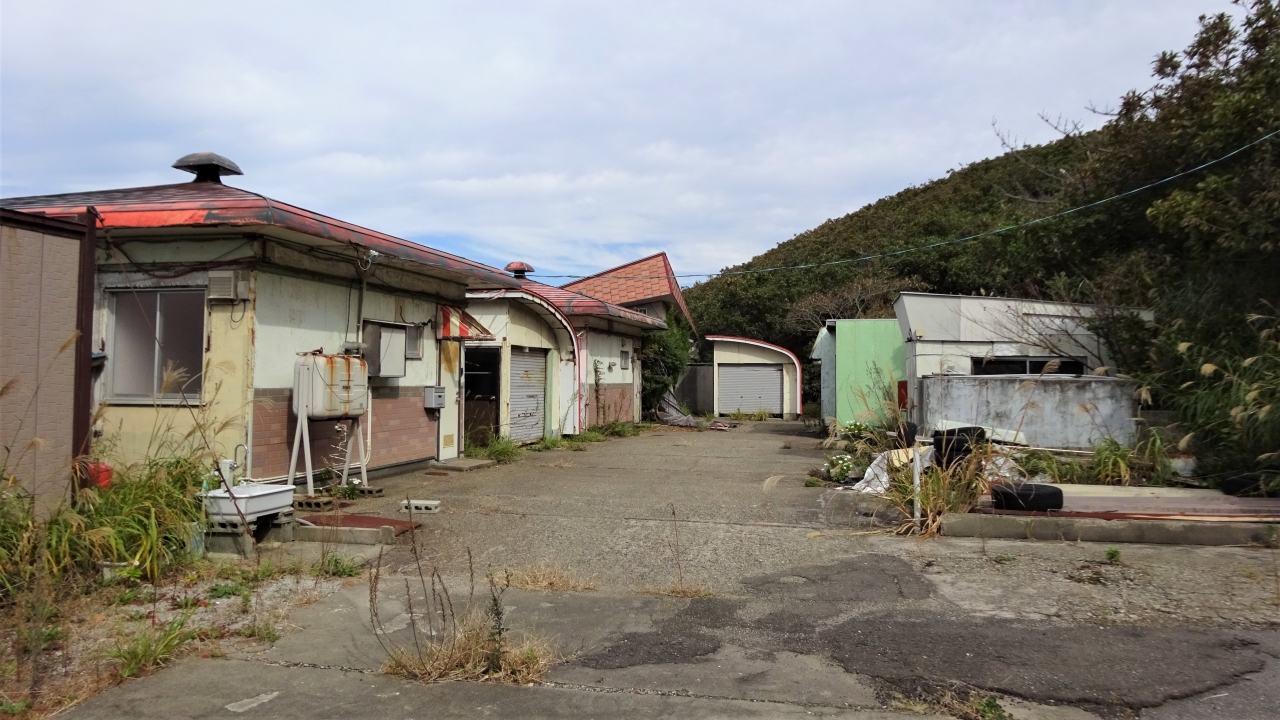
left=750, top=409, right=771, bottom=421
left=105, top=613, right=193, bottom=678
left=20, top=624, right=63, bottom=653
left=313, top=555, right=360, bottom=578
left=240, top=623, right=280, bottom=643
left=529, top=436, right=568, bottom=452
left=469, top=436, right=524, bottom=464
left=804, top=477, right=825, bottom=488
left=566, top=441, right=587, bottom=451
left=1105, top=546, right=1122, bottom=564
left=507, top=561, right=596, bottom=592
left=168, top=594, right=203, bottom=610
left=208, top=581, right=249, bottom=599
left=0, top=699, right=33, bottom=715
left=971, top=696, right=1012, bottom=720
left=573, top=430, right=608, bottom=443
left=597, top=421, right=640, bottom=437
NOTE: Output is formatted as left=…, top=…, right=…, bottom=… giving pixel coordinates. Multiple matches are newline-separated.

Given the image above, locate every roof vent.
left=504, top=261, right=534, bottom=279
left=172, top=152, right=243, bottom=184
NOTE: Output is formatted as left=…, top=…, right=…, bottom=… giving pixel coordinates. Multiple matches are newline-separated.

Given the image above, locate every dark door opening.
left=464, top=347, right=501, bottom=449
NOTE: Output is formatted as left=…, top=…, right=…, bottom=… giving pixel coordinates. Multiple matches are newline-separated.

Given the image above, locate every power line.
left=530, top=127, right=1280, bottom=282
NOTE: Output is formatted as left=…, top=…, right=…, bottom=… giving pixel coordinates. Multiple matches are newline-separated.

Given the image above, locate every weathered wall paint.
left=584, top=330, right=638, bottom=424
left=92, top=270, right=254, bottom=472
left=711, top=340, right=799, bottom=418
left=919, top=375, right=1137, bottom=449
left=464, top=299, right=563, bottom=440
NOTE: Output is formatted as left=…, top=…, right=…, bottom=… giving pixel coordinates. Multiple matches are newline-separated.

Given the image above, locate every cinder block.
left=400, top=499, right=441, bottom=514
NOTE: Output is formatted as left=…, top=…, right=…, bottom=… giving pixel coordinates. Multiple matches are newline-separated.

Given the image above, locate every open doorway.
left=464, top=347, right=500, bottom=449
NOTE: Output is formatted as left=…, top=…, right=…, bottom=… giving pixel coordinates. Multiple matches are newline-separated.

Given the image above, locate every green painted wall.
left=834, top=319, right=906, bottom=426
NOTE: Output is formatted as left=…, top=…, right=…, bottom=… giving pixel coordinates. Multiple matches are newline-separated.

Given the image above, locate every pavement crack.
left=539, top=680, right=872, bottom=710
left=230, top=656, right=380, bottom=675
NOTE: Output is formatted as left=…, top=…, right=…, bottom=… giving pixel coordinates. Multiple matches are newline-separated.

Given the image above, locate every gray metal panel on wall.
left=718, top=364, right=783, bottom=415
left=510, top=347, right=548, bottom=442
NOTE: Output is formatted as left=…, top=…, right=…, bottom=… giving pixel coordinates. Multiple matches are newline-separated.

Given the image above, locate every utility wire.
left=530, top=127, right=1280, bottom=282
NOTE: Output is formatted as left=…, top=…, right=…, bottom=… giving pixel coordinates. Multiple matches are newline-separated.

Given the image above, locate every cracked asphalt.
left=67, top=421, right=1280, bottom=719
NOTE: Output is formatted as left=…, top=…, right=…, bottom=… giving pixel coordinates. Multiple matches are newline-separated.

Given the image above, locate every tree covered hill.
left=686, top=1, right=1280, bottom=372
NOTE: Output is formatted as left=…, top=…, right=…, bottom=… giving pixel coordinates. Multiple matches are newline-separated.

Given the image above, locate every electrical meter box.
left=424, top=385, right=447, bottom=409
left=293, top=354, right=369, bottom=419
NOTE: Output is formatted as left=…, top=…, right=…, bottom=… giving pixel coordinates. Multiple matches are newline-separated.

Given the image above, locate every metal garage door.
left=509, top=347, right=548, bottom=442
left=718, top=364, right=783, bottom=415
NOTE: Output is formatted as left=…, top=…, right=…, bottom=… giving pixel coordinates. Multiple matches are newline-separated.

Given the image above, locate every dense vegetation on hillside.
left=686, top=1, right=1280, bottom=474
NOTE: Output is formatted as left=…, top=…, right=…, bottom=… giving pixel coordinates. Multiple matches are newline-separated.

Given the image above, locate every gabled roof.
left=0, top=182, right=517, bottom=289
left=560, top=252, right=694, bottom=331
left=472, top=277, right=666, bottom=331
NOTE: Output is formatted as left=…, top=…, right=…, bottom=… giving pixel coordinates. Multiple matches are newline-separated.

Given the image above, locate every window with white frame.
left=109, top=290, right=206, bottom=401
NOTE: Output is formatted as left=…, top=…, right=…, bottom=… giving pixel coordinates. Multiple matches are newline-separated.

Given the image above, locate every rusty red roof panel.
left=0, top=182, right=518, bottom=288
left=490, top=278, right=667, bottom=329
left=560, top=252, right=694, bottom=331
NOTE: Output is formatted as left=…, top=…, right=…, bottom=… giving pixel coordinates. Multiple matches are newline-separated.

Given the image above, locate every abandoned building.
left=0, top=152, right=518, bottom=480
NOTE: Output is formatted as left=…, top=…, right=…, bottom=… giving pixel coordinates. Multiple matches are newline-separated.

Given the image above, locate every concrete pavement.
left=66, top=422, right=1280, bottom=719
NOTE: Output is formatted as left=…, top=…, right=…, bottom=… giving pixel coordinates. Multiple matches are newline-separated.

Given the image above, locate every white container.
left=294, top=354, right=369, bottom=419
left=204, top=483, right=295, bottom=521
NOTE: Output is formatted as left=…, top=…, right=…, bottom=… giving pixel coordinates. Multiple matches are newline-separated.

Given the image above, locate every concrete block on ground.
left=400, top=499, right=441, bottom=514
left=433, top=457, right=495, bottom=472
left=295, top=524, right=396, bottom=545
left=942, top=512, right=1280, bottom=547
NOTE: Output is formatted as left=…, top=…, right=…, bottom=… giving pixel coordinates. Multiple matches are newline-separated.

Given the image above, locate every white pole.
left=912, top=444, right=922, bottom=533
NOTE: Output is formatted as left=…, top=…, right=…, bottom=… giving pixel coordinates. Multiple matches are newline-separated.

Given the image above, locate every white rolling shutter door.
left=509, top=348, right=547, bottom=442
left=718, top=364, right=783, bottom=415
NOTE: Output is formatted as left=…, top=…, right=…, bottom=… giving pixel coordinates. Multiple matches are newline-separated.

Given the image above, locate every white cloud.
left=1, top=0, right=1228, bottom=278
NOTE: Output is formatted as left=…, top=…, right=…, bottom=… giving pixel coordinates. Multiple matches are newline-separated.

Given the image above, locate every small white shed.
left=708, top=335, right=802, bottom=419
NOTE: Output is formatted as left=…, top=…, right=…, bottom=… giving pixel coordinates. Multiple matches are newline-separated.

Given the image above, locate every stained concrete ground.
left=69, top=422, right=1280, bottom=719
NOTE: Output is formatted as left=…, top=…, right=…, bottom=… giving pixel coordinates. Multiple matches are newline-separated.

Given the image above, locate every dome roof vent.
left=172, top=152, right=243, bottom=183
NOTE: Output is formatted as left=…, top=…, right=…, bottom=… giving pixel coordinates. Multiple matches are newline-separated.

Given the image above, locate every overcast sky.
left=1, top=1, right=1227, bottom=282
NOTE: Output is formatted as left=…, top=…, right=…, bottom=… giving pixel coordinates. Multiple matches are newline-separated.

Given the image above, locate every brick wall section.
left=585, top=383, right=634, bottom=427
left=251, top=386, right=436, bottom=478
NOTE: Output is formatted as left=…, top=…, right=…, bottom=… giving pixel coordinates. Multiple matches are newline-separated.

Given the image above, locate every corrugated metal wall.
left=510, top=347, right=547, bottom=442
left=718, top=364, right=783, bottom=415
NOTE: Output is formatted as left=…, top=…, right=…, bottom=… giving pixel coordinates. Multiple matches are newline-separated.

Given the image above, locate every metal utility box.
left=293, top=354, right=369, bottom=418
left=424, top=385, right=447, bottom=409
left=363, top=322, right=407, bottom=377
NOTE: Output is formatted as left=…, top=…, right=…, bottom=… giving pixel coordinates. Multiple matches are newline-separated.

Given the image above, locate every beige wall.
left=1, top=224, right=81, bottom=510
left=94, top=271, right=254, bottom=472
left=466, top=299, right=567, bottom=438
left=711, top=340, right=800, bottom=418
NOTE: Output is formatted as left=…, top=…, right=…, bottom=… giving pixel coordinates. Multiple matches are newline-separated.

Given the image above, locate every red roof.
left=473, top=278, right=666, bottom=330
left=0, top=182, right=517, bottom=289
left=560, top=253, right=694, bottom=331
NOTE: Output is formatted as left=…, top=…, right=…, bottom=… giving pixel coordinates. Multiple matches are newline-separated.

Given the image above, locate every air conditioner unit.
left=208, top=270, right=248, bottom=302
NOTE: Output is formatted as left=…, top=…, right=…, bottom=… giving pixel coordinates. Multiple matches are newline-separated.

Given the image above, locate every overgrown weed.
left=506, top=561, right=596, bottom=592
left=468, top=437, right=523, bottom=464
left=105, top=613, right=193, bottom=679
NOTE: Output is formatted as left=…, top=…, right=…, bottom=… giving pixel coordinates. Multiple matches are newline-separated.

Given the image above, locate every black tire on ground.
left=991, top=483, right=1064, bottom=512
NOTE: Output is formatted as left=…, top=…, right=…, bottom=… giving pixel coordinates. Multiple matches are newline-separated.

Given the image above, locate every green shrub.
left=469, top=436, right=523, bottom=464
left=529, top=436, right=567, bottom=452
left=573, top=430, right=608, bottom=443
left=0, top=454, right=206, bottom=596
left=598, top=422, right=639, bottom=438
left=313, top=555, right=360, bottom=578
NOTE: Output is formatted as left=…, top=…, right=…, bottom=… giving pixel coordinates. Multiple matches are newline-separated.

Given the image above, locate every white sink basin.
left=204, top=483, right=294, bottom=521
